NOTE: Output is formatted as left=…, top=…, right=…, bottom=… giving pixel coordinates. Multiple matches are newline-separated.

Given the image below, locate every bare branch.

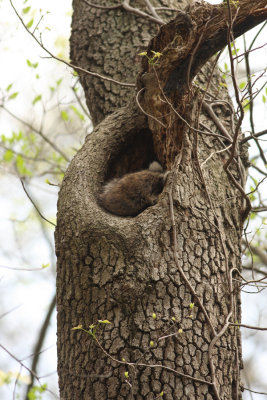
left=241, top=129, right=267, bottom=144
left=9, top=0, right=135, bottom=88
left=25, top=293, right=56, bottom=400
left=122, top=0, right=164, bottom=25
left=20, top=179, right=56, bottom=227
left=82, top=0, right=121, bottom=10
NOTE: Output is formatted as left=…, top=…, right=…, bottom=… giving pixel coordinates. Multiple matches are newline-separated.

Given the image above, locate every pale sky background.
left=0, top=1, right=266, bottom=399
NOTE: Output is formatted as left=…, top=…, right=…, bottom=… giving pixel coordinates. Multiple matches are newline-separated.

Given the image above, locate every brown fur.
left=98, top=162, right=167, bottom=217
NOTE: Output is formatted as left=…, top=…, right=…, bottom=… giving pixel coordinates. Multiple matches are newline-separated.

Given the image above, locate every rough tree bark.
left=55, top=1, right=267, bottom=399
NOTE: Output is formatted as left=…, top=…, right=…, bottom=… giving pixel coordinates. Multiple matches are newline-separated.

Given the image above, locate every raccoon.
left=98, top=162, right=168, bottom=217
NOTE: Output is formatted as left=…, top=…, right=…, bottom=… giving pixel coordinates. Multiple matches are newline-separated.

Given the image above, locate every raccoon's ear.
left=148, top=161, right=163, bottom=173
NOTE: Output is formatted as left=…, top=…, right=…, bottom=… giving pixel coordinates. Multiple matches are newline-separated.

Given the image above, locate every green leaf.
left=32, top=95, right=42, bottom=105
left=16, top=155, right=31, bottom=176
left=26, top=18, right=34, bottom=28
left=231, top=48, right=239, bottom=56
left=249, top=212, right=256, bottom=220
left=1, top=134, right=7, bottom=143
left=22, top=6, right=31, bottom=14
left=242, top=99, right=250, bottom=111
left=249, top=192, right=256, bottom=202
left=8, top=92, right=19, bottom=100
left=262, top=94, right=266, bottom=104
left=61, top=110, right=69, bottom=121
left=98, top=319, right=111, bottom=324
left=16, top=155, right=25, bottom=173
left=56, top=78, right=63, bottom=86
left=239, top=81, right=246, bottom=90
left=27, top=384, right=47, bottom=400
left=70, top=105, right=85, bottom=121
left=3, top=149, right=14, bottom=162
left=6, top=83, right=13, bottom=92
left=42, top=263, right=50, bottom=269
left=72, top=325, right=83, bottom=330
left=27, top=59, right=38, bottom=68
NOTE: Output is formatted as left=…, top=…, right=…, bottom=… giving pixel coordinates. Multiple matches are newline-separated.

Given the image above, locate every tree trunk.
left=56, top=1, right=267, bottom=399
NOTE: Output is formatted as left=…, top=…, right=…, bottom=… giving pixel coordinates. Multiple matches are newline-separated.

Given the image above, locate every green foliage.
left=60, top=110, right=69, bottom=121
left=221, top=0, right=239, bottom=8
left=239, top=81, right=246, bottom=90
left=26, top=18, right=34, bottom=29
left=27, top=59, right=39, bottom=69
left=3, top=149, right=14, bottom=162
left=5, top=83, right=13, bottom=92
left=139, top=50, right=163, bottom=66
left=8, top=92, right=19, bottom=100
left=27, top=384, right=47, bottom=400
left=22, top=6, right=31, bottom=14
left=16, top=154, right=32, bottom=176
left=32, top=94, right=42, bottom=105
left=0, top=370, right=30, bottom=386
left=70, top=105, right=85, bottom=121
left=72, top=320, right=111, bottom=340
left=242, top=98, right=250, bottom=111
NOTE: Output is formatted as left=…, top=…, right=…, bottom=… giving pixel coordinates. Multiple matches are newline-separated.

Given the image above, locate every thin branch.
left=230, top=322, right=267, bottom=331
left=143, top=0, right=164, bottom=23
left=201, top=144, right=232, bottom=167
left=20, top=179, right=56, bottom=227
left=92, top=336, right=212, bottom=386
left=241, top=129, right=267, bottom=144
left=168, top=191, right=222, bottom=400
left=9, top=0, right=135, bottom=88
left=249, top=244, right=267, bottom=267
left=122, top=0, right=164, bottom=25
left=82, top=0, right=121, bottom=9
left=136, top=88, right=167, bottom=128
left=224, top=6, right=244, bottom=171
left=248, top=20, right=267, bottom=51
left=0, top=143, right=62, bottom=169
left=83, top=0, right=165, bottom=24
left=1, top=105, right=69, bottom=162
left=0, top=264, right=46, bottom=272
left=252, top=207, right=267, bottom=213
left=25, top=293, right=56, bottom=400
left=0, top=344, right=58, bottom=399
left=243, top=34, right=267, bottom=164
left=202, top=101, right=233, bottom=142
left=71, top=80, right=91, bottom=119
left=243, top=386, right=267, bottom=396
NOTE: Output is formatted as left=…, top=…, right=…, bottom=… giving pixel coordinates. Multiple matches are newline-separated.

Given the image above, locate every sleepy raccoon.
left=98, top=162, right=168, bottom=217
